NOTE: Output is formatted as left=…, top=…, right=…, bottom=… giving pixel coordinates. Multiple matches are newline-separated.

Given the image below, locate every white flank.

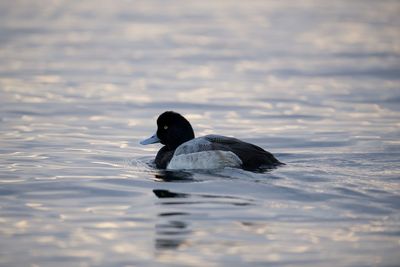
left=167, top=150, right=242, bottom=170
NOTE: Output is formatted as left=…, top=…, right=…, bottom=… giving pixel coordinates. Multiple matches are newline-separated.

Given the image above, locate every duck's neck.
left=155, top=146, right=174, bottom=169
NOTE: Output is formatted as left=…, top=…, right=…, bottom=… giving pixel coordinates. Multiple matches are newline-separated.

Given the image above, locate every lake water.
left=1, top=1, right=399, bottom=266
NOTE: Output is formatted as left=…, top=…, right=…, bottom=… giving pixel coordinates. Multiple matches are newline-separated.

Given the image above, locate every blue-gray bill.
left=140, top=133, right=160, bottom=145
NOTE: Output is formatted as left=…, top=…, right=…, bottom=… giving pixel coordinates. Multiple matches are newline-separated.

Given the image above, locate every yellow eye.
left=164, top=125, right=168, bottom=130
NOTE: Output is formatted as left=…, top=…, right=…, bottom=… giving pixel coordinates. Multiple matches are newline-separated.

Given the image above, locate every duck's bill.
left=140, top=133, right=160, bottom=145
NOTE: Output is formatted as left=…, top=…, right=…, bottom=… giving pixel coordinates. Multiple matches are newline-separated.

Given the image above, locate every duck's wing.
left=174, top=135, right=240, bottom=156
left=170, top=135, right=243, bottom=170
left=173, top=135, right=282, bottom=170
left=204, top=135, right=282, bottom=169
left=173, top=137, right=214, bottom=156
left=204, top=134, right=244, bottom=145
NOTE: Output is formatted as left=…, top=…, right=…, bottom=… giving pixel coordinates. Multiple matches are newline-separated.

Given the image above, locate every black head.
left=156, top=111, right=195, bottom=149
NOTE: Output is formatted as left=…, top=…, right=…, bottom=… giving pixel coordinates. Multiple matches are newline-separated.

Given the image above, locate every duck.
left=140, top=111, right=283, bottom=170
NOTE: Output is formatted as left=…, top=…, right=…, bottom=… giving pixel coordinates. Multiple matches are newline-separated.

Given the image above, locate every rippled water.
left=1, top=1, right=400, bottom=266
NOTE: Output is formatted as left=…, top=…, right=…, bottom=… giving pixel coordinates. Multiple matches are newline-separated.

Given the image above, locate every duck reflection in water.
left=152, top=188, right=255, bottom=252
left=153, top=189, right=191, bottom=251
left=153, top=170, right=195, bottom=182
left=155, top=220, right=191, bottom=250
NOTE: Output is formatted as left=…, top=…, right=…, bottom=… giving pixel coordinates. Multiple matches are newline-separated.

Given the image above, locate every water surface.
left=1, top=1, right=400, bottom=266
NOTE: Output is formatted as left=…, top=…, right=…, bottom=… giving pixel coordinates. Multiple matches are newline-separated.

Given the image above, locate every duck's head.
left=140, top=111, right=195, bottom=149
